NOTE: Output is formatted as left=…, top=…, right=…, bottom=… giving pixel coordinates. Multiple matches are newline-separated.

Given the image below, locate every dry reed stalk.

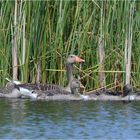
left=98, top=2, right=105, bottom=88
left=125, top=2, right=134, bottom=85
left=12, top=0, right=18, bottom=80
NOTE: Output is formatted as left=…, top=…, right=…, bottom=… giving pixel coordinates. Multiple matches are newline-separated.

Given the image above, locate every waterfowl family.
left=0, top=82, right=21, bottom=98
left=1, top=80, right=139, bottom=101
left=2, top=54, right=139, bottom=101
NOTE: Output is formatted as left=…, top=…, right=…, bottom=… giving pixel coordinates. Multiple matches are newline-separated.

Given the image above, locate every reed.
left=0, top=0, right=140, bottom=91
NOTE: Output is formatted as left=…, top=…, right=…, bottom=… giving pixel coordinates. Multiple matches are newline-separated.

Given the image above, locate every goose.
left=1, top=79, right=85, bottom=100
left=36, top=79, right=88, bottom=100
left=65, top=54, right=85, bottom=91
left=0, top=82, right=21, bottom=98
left=7, top=55, right=85, bottom=95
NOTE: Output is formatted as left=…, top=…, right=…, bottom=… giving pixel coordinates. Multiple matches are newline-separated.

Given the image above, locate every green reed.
left=0, top=0, right=140, bottom=91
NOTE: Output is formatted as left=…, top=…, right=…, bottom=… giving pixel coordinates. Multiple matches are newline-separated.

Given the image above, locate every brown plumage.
left=18, top=55, right=85, bottom=93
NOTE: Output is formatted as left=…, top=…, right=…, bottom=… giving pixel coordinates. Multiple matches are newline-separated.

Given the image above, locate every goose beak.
left=75, top=56, right=85, bottom=63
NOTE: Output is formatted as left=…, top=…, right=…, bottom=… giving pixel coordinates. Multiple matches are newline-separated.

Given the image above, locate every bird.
left=36, top=79, right=88, bottom=101
left=65, top=54, right=85, bottom=91
left=6, top=54, right=85, bottom=96
left=0, top=82, right=21, bottom=98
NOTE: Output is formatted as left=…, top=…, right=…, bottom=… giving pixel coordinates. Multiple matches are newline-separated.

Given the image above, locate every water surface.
left=0, top=99, right=140, bottom=139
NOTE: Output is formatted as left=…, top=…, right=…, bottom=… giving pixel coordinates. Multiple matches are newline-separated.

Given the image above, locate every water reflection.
left=0, top=99, right=140, bottom=139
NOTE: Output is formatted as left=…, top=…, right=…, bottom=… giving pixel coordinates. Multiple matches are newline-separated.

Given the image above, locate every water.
left=0, top=99, right=140, bottom=139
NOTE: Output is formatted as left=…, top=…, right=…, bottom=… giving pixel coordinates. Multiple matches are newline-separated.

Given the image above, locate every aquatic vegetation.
left=0, top=0, right=140, bottom=91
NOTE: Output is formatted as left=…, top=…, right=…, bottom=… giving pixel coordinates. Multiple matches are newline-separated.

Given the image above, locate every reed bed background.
left=0, top=0, right=140, bottom=91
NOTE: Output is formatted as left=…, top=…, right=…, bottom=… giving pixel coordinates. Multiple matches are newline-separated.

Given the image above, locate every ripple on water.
left=0, top=99, right=140, bottom=139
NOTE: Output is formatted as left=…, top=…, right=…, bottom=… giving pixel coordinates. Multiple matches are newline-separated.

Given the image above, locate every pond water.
left=0, top=99, right=140, bottom=139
